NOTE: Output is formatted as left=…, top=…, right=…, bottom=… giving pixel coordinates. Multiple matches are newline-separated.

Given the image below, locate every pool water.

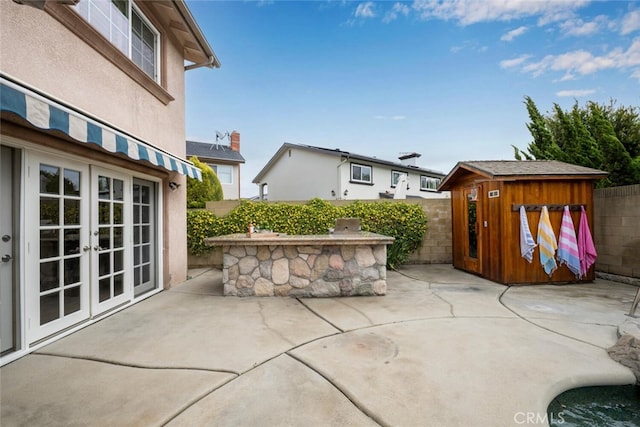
left=548, top=385, right=640, bottom=427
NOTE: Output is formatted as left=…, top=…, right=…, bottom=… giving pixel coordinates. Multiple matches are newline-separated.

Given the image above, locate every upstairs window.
left=351, top=163, right=372, bottom=184
left=420, top=176, right=441, bottom=191
left=75, top=0, right=159, bottom=81
left=210, top=164, right=233, bottom=185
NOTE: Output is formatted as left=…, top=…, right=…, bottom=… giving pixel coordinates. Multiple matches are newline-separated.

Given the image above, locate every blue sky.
left=184, top=0, right=640, bottom=197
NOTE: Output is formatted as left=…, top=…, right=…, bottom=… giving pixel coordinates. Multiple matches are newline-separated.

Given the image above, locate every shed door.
left=463, top=187, right=481, bottom=274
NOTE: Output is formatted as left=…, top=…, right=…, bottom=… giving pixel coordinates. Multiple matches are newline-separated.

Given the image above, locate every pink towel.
left=577, top=206, right=597, bottom=278
left=557, top=206, right=580, bottom=277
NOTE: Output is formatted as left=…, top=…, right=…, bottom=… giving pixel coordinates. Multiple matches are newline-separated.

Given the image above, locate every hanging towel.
left=578, top=205, right=597, bottom=278
left=537, top=206, right=558, bottom=276
left=557, top=206, right=580, bottom=276
left=519, top=205, right=536, bottom=262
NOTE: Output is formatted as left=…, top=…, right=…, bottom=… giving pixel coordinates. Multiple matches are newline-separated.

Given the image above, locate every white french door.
left=27, top=153, right=91, bottom=342
left=91, top=168, right=132, bottom=314
left=27, top=156, right=134, bottom=343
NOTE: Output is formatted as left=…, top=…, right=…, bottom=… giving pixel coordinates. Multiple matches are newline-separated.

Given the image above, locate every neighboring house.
left=0, top=0, right=218, bottom=365
left=253, top=143, right=448, bottom=201
left=186, top=131, right=245, bottom=200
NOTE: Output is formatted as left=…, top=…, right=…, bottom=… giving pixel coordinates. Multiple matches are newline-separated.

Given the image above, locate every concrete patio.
left=1, top=265, right=637, bottom=427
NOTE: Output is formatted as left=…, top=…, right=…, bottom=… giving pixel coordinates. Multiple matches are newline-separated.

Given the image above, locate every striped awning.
left=0, top=76, right=202, bottom=180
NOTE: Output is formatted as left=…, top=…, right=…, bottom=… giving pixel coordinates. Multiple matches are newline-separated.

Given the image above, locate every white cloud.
left=383, top=2, right=411, bottom=23
left=621, top=10, right=640, bottom=35
left=501, top=26, right=528, bottom=42
left=556, top=89, right=596, bottom=97
left=374, top=115, right=407, bottom=120
left=559, top=16, right=607, bottom=36
left=499, top=54, right=532, bottom=69
left=511, top=37, right=640, bottom=79
left=411, top=0, right=588, bottom=26
left=355, top=2, right=376, bottom=19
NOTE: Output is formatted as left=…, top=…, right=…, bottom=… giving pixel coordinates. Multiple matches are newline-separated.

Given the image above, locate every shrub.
left=186, top=156, right=223, bottom=208
left=186, top=198, right=428, bottom=268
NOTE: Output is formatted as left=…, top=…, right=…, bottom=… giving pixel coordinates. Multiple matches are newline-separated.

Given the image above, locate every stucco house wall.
left=254, top=144, right=448, bottom=201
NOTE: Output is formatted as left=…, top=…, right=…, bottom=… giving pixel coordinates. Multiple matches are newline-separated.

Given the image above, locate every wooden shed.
left=438, top=160, right=608, bottom=285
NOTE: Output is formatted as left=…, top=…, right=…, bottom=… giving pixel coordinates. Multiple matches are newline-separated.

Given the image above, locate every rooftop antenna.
left=212, top=130, right=229, bottom=149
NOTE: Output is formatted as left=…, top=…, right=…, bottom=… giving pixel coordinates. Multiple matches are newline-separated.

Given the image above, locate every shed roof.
left=186, top=140, right=245, bottom=164
left=438, top=160, right=608, bottom=191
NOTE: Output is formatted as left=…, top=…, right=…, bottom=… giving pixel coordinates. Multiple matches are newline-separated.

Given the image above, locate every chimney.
left=398, top=152, right=421, bottom=166
left=230, top=131, right=240, bottom=152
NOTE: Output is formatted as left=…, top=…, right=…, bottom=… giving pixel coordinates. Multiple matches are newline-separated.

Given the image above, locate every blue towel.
left=519, top=206, right=536, bottom=263
left=537, top=206, right=558, bottom=276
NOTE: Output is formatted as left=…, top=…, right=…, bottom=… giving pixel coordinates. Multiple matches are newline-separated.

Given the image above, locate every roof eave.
left=174, top=0, right=221, bottom=68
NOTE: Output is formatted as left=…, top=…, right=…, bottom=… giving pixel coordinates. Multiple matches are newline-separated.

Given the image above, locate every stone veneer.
left=207, top=233, right=393, bottom=297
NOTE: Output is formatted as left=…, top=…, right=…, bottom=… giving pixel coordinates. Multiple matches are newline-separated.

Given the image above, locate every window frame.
left=391, top=170, right=405, bottom=188
left=45, top=0, right=173, bottom=104
left=350, top=163, right=373, bottom=185
left=74, top=0, right=160, bottom=82
left=209, top=164, right=233, bottom=185
left=420, top=175, right=441, bottom=192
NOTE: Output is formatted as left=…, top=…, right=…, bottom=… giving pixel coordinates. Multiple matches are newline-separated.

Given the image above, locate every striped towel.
left=537, top=206, right=558, bottom=276
left=578, top=206, right=597, bottom=278
left=557, top=206, right=580, bottom=277
left=519, top=205, right=536, bottom=262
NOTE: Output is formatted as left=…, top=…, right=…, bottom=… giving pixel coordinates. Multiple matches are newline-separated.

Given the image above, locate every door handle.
left=93, top=246, right=104, bottom=251
left=83, top=246, right=91, bottom=252
left=1, top=254, right=12, bottom=263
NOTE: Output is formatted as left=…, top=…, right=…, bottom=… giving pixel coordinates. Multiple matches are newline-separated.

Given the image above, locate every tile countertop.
left=205, top=232, right=395, bottom=247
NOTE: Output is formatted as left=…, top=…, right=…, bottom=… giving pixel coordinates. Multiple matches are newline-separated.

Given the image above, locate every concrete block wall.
left=594, top=184, right=640, bottom=279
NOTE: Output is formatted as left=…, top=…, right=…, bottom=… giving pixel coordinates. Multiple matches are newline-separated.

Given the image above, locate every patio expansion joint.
left=32, top=351, right=241, bottom=376
left=285, top=352, right=388, bottom=427
left=498, top=286, right=608, bottom=350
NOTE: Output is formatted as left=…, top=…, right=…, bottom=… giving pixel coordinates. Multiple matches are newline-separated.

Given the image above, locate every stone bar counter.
left=205, top=232, right=394, bottom=297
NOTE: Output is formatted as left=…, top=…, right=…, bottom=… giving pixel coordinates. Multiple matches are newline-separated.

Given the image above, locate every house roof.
left=438, top=160, right=608, bottom=191
left=149, top=1, right=220, bottom=68
left=252, top=143, right=445, bottom=183
left=186, top=140, right=245, bottom=164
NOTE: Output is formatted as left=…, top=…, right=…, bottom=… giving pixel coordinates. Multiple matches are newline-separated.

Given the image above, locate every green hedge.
left=187, top=198, right=428, bottom=269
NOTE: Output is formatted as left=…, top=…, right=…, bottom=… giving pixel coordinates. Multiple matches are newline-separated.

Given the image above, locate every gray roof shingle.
left=186, top=140, right=245, bottom=163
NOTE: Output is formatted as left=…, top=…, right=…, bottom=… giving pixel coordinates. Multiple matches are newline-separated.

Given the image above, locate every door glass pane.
left=133, top=205, right=140, bottom=223
left=64, top=169, right=81, bottom=196
left=134, top=266, right=141, bottom=286
left=40, top=197, right=59, bottom=225
left=99, top=278, right=110, bottom=302
left=114, top=250, right=123, bottom=272
left=113, top=227, right=123, bottom=248
left=40, top=165, right=60, bottom=194
left=64, top=229, right=81, bottom=255
left=99, top=253, right=110, bottom=277
left=114, top=274, right=124, bottom=296
left=40, top=229, right=59, bottom=259
left=142, top=244, right=150, bottom=263
left=113, top=179, right=124, bottom=201
left=99, top=202, right=110, bottom=224
left=141, top=205, right=149, bottom=223
left=142, top=264, right=150, bottom=282
left=99, top=227, right=111, bottom=250
left=64, top=258, right=80, bottom=285
left=467, top=198, right=478, bottom=259
left=64, top=286, right=81, bottom=315
left=40, top=292, right=60, bottom=325
left=40, top=261, right=59, bottom=292
left=64, top=199, right=80, bottom=225
left=134, top=226, right=140, bottom=244
left=98, top=176, right=110, bottom=199
left=141, top=185, right=149, bottom=203
left=113, top=203, right=123, bottom=224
